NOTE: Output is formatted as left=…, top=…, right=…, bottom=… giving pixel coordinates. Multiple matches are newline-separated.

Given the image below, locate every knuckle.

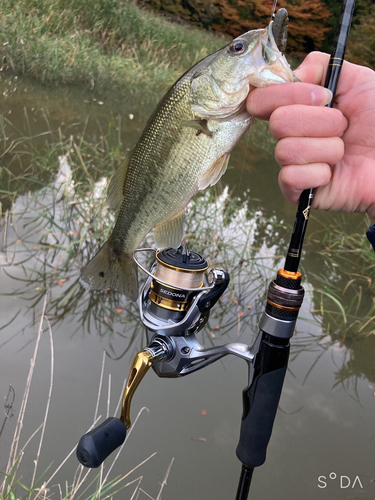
left=278, top=165, right=296, bottom=189
left=329, top=108, right=347, bottom=135
left=269, top=107, right=289, bottom=138
left=275, top=139, right=295, bottom=166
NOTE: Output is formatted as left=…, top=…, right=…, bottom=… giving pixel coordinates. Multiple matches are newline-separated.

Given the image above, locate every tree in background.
left=213, top=0, right=331, bottom=53
left=139, top=0, right=331, bottom=53
left=320, top=0, right=370, bottom=52
left=138, top=0, right=375, bottom=67
left=346, top=1, right=375, bottom=69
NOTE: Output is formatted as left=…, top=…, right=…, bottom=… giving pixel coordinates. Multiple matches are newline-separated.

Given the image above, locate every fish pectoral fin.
left=197, top=153, right=230, bottom=191
left=182, top=119, right=213, bottom=137
left=107, top=152, right=132, bottom=211
left=154, top=209, right=185, bottom=249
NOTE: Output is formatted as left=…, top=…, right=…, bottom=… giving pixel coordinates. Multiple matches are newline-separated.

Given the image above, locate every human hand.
left=247, top=51, right=375, bottom=219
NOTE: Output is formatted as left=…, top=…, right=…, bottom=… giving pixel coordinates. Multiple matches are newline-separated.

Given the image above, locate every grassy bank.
left=0, top=0, right=225, bottom=93
left=1, top=0, right=374, bottom=95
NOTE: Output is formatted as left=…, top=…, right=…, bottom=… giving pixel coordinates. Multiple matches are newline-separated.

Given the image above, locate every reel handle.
left=77, top=346, right=165, bottom=468
left=76, top=417, right=126, bottom=468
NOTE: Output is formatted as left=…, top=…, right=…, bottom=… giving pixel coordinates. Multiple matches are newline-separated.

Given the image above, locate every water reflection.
left=1, top=154, right=272, bottom=354
left=1, top=143, right=374, bottom=385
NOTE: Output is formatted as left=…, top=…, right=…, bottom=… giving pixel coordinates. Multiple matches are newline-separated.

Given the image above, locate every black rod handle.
left=236, top=333, right=289, bottom=467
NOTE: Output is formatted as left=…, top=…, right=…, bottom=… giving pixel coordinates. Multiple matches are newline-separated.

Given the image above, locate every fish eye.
left=229, top=40, right=247, bottom=55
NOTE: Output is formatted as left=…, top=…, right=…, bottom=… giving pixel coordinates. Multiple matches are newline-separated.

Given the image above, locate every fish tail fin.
left=79, top=240, right=139, bottom=301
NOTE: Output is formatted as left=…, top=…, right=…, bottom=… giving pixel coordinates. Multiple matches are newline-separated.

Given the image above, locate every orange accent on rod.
left=267, top=299, right=300, bottom=311
left=277, top=269, right=302, bottom=280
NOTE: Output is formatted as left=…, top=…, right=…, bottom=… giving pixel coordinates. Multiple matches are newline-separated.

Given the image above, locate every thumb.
left=294, top=51, right=330, bottom=86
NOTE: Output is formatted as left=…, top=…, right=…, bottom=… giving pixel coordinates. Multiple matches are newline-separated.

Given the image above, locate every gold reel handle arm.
left=121, top=343, right=168, bottom=429
left=76, top=342, right=167, bottom=469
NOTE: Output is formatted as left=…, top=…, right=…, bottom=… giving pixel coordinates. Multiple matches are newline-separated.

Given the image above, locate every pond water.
left=0, top=73, right=374, bottom=500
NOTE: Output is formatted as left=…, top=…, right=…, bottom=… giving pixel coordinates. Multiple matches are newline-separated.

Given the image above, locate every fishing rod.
left=235, top=0, right=355, bottom=497
left=284, top=0, right=355, bottom=273
left=75, top=3, right=355, bottom=499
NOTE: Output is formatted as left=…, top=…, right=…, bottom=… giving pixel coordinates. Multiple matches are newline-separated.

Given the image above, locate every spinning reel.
left=76, top=245, right=304, bottom=498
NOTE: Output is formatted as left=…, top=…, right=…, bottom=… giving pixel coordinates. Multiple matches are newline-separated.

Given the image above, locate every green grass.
left=0, top=0, right=225, bottom=93
left=307, top=214, right=375, bottom=341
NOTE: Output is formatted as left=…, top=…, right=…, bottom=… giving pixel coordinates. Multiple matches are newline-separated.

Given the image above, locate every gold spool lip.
left=277, top=269, right=302, bottom=280
left=155, top=250, right=209, bottom=273
left=132, top=248, right=213, bottom=293
left=149, top=290, right=190, bottom=311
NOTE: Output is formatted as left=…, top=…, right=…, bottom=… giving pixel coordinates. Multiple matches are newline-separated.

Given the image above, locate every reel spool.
left=149, top=246, right=208, bottom=321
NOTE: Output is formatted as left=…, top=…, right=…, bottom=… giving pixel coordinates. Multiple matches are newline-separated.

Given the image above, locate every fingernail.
left=311, top=87, right=332, bottom=106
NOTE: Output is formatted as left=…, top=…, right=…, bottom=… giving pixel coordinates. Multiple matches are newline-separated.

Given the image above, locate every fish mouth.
left=254, top=22, right=294, bottom=85
left=189, top=15, right=294, bottom=120
left=204, top=24, right=294, bottom=111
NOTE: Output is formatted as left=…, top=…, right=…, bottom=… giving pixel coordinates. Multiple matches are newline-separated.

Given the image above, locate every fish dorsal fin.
left=107, top=153, right=132, bottom=211
left=154, top=209, right=185, bottom=249
left=197, top=153, right=230, bottom=191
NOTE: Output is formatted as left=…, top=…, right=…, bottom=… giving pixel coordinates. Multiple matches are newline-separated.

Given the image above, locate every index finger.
left=246, top=51, right=332, bottom=120
left=246, top=82, right=332, bottom=120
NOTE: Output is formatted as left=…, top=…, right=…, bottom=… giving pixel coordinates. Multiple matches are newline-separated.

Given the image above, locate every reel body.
left=139, top=247, right=253, bottom=377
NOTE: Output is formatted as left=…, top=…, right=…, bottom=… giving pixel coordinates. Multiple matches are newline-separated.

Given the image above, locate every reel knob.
left=76, top=417, right=126, bottom=468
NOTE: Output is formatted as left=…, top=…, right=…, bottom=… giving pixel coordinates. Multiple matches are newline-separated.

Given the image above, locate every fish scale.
left=113, top=79, right=202, bottom=251
left=79, top=15, right=294, bottom=300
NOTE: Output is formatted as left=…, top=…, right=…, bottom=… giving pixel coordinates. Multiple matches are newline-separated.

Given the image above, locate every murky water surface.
left=0, top=74, right=374, bottom=500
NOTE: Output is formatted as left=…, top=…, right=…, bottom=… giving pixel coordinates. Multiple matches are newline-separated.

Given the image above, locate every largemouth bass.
left=80, top=12, right=294, bottom=301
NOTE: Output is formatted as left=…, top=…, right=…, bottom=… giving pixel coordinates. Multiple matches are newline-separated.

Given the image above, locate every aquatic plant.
left=307, top=213, right=375, bottom=341
left=1, top=114, right=374, bottom=377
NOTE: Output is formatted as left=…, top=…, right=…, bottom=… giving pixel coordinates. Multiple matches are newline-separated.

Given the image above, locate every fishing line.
left=236, top=125, right=252, bottom=200
left=270, top=0, right=278, bottom=21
